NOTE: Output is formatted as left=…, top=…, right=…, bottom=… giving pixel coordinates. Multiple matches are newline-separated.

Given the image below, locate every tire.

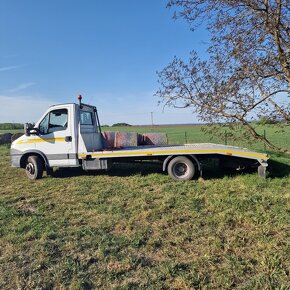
left=167, top=156, right=195, bottom=181
left=25, top=156, right=44, bottom=180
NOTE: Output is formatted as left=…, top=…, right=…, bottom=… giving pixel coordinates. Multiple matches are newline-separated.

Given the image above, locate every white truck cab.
left=11, top=96, right=269, bottom=181
left=11, top=97, right=104, bottom=178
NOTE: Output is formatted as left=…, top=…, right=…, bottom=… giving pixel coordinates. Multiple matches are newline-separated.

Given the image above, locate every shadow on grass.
left=51, top=162, right=164, bottom=179
left=50, top=162, right=259, bottom=180
left=200, top=159, right=243, bottom=180
left=50, top=153, right=290, bottom=180
left=267, top=159, right=290, bottom=178
left=202, top=157, right=290, bottom=179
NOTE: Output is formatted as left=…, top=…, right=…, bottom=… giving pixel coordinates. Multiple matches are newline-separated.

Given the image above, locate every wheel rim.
left=26, top=162, right=35, bottom=176
left=173, top=162, right=188, bottom=177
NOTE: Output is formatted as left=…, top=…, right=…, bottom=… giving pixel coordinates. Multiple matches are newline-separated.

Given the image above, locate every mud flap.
left=258, top=165, right=267, bottom=178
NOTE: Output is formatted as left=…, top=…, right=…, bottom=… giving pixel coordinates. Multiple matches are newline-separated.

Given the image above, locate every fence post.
left=185, top=131, right=188, bottom=144
left=225, top=130, right=227, bottom=145
left=264, top=129, right=266, bottom=151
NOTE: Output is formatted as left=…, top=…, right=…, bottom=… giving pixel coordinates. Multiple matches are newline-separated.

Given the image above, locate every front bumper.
left=10, top=148, right=22, bottom=168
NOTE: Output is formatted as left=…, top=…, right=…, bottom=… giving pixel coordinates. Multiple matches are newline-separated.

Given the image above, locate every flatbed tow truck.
left=11, top=96, right=269, bottom=181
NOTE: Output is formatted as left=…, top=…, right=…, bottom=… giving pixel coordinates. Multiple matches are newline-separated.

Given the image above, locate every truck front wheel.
left=25, top=156, right=44, bottom=180
left=167, top=156, right=195, bottom=181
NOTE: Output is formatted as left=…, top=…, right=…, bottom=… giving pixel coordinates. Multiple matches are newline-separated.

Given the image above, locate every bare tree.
left=156, top=0, right=290, bottom=150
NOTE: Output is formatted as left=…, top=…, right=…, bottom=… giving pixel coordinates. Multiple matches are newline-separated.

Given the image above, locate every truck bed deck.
left=79, top=143, right=268, bottom=162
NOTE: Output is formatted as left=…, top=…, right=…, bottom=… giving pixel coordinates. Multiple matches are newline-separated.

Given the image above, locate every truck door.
left=35, top=105, right=76, bottom=167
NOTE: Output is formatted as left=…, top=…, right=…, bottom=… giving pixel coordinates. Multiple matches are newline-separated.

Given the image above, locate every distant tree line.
left=255, top=117, right=284, bottom=125
left=112, top=123, right=132, bottom=127
left=101, top=123, right=132, bottom=127
left=0, top=123, right=23, bottom=130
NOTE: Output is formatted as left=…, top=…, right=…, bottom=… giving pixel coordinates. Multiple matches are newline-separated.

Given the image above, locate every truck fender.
left=163, top=155, right=202, bottom=177
left=20, top=150, right=50, bottom=170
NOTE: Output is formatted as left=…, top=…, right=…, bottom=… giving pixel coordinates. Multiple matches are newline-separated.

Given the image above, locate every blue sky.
left=0, top=0, right=208, bottom=125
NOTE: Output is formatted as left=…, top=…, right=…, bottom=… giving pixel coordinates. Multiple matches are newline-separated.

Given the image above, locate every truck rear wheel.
left=167, top=156, right=195, bottom=181
left=25, top=156, right=44, bottom=180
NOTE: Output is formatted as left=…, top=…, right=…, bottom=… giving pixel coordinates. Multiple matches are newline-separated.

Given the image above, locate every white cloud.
left=99, top=109, right=198, bottom=125
left=90, top=90, right=199, bottom=125
left=0, top=95, right=54, bottom=123
left=0, top=93, right=198, bottom=125
left=0, top=65, right=22, bottom=72
left=8, top=82, right=36, bottom=92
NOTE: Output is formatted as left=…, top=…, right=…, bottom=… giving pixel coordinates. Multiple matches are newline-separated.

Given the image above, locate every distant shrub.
left=256, top=117, right=280, bottom=125
left=0, top=123, right=23, bottom=130
left=112, top=123, right=132, bottom=127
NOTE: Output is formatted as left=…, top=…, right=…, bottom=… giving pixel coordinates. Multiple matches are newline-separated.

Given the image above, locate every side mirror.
left=25, top=123, right=39, bottom=136
left=25, top=123, right=33, bottom=136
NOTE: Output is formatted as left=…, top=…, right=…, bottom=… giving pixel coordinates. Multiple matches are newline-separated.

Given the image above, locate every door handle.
left=65, top=136, right=72, bottom=142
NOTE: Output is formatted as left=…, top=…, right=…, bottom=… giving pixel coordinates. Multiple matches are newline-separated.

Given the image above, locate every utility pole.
left=150, top=112, right=154, bottom=127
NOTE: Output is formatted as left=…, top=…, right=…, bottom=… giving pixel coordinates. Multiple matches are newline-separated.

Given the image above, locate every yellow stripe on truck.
left=79, top=149, right=268, bottom=160
left=15, top=138, right=268, bottom=160
left=16, top=137, right=66, bottom=144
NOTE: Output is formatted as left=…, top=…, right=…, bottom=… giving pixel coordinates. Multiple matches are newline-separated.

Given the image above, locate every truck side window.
left=39, top=109, right=68, bottom=135
left=49, top=109, right=68, bottom=133
left=80, top=111, right=93, bottom=125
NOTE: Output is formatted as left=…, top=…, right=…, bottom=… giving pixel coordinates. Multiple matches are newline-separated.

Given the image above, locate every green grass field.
left=0, top=141, right=289, bottom=288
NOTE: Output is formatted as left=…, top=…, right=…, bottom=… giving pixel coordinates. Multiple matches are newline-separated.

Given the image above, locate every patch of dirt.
left=16, top=201, right=37, bottom=214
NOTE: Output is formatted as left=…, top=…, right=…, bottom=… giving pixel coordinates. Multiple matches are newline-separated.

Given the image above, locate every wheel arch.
left=20, top=150, right=49, bottom=170
left=163, top=154, right=202, bottom=176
